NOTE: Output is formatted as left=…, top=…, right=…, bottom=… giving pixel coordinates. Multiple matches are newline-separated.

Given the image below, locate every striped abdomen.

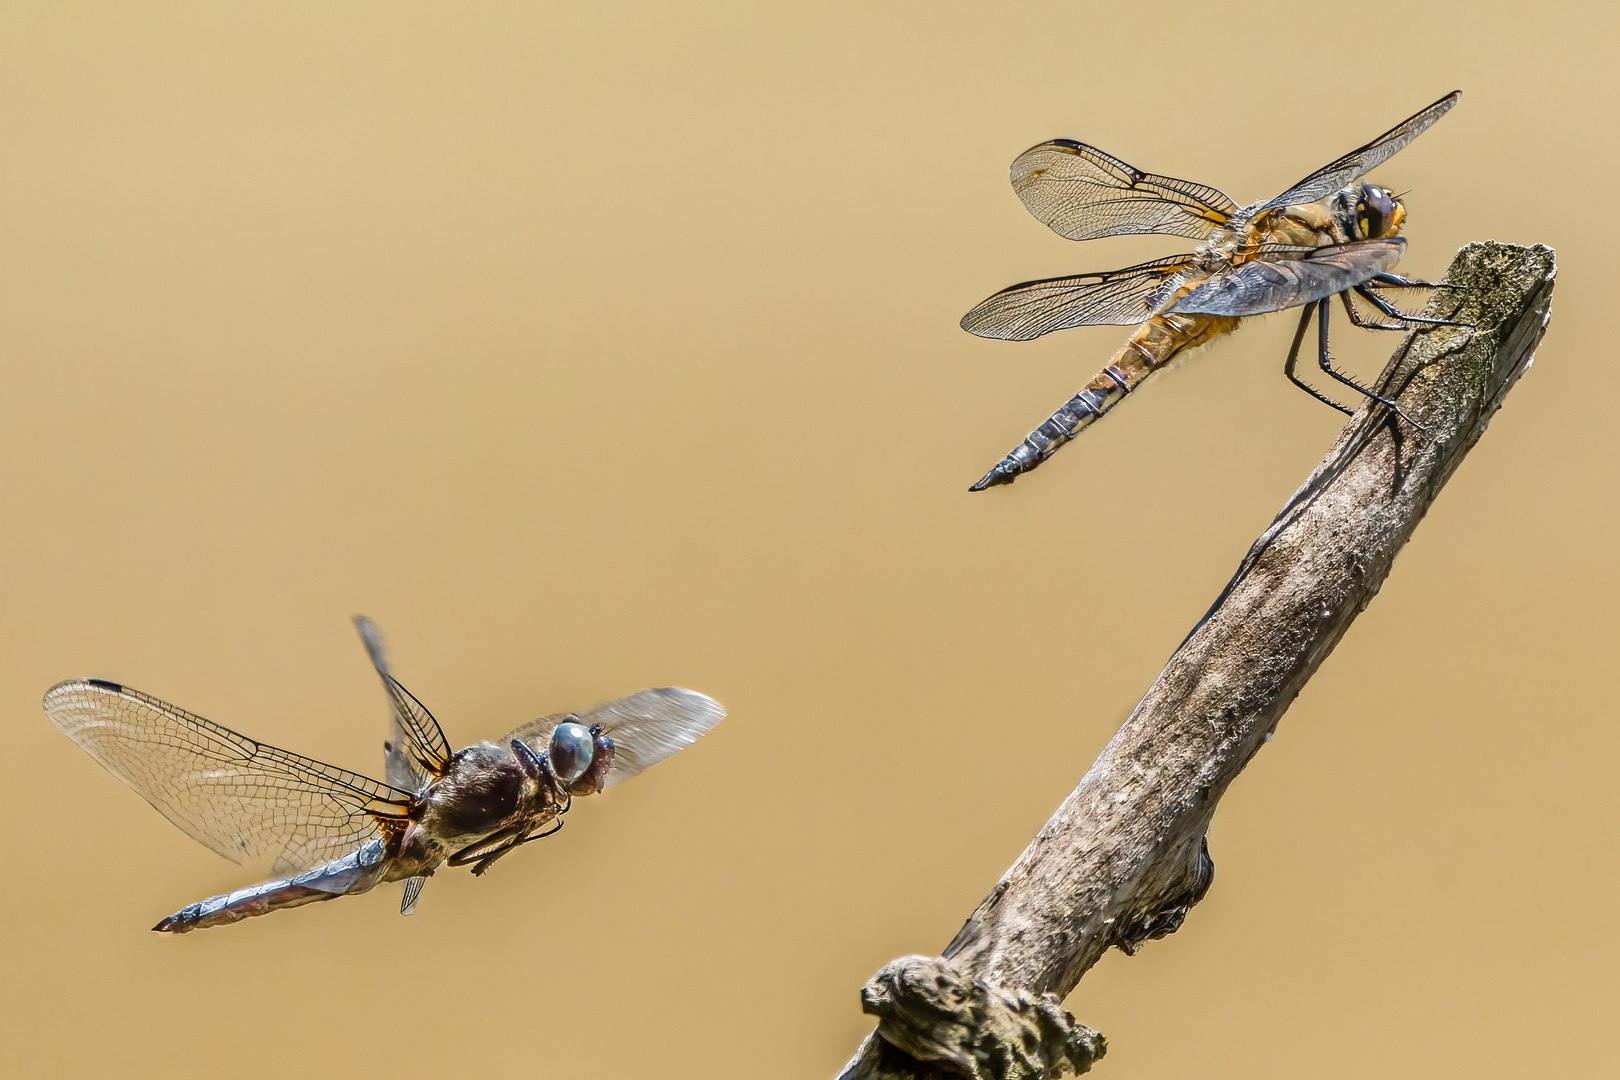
left=153, top=839, right=390, bottom=933
left=970, top=311, right=1240, bottom=490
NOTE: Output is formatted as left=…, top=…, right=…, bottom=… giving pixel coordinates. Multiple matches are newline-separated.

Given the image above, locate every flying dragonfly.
left=42, top=617, right=725, bottom=932
left=960, top=90, right=1464, bottom=490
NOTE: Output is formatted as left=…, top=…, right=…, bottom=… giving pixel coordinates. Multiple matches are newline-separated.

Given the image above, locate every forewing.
left=1166, top=239, right=1406, bottom=317
left=505, top=688, right=725, bottom=789
left=1254, top=91, right=1460, bottom=214
left=44, top=679, right=407, bottom=875
left=1010, top=140, right=1237, bottom=241
left=353, top=616, right=450, bottom=786
left=960, top=255, right=1198, bottom=340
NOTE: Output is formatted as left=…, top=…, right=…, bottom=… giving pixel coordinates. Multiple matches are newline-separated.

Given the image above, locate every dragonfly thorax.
left=420, top=742, right=552, bottom=840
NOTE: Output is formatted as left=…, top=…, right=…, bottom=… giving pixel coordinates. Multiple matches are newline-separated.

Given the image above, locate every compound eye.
left=1359, top=184, right=1396, bottom=238
left=548, top=722, right=595, bottom=784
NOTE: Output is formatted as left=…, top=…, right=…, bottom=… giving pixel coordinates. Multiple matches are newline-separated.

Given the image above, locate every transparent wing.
left=1009, top=139, right=1237, bottom=241
left=1253, top=91, right=1460, bottom=215
left=961, top=255, right=1198, bottom=340
left=44, top=679, right=409, bottom=875
left=504, top=688, right=725, bottom=789
left=353, top=616, right=450, bottom=788
left=400, top=875, right=427, bottom=916
left=1166, top=239, right=1406, bottom=318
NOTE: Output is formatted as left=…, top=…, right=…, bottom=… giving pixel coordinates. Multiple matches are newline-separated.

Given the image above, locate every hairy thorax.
left=387, top=743, right=546, bottom=877
left=424, top=743, right=537, bottom=837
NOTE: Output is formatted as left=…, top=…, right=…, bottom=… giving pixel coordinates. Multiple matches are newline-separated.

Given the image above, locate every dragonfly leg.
left=447, top=823, right=527, bottom=868
left=468, top=843, right=519, bottom=877
left=1283, top=301, right=1353, bottom=416
left=1316, top=299, right=1427, bottom=431
left=1340, top=290, right=1407, bottom=332
left=514, top=818, right=565, bottom=848
left=471, top=819, right=566, bottom=876
left=1371, top=271, right=1463, bottom=290
left=1356, top=284, right=1471, bottom=327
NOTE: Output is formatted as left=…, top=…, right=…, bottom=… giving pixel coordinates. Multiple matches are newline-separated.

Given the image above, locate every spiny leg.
left=1371, top=272, right=1462, bottom=290
left=1284, top=301, right=1354, bottom=415
left=1356, top=284, right=1470, bottom=327
left=1316, top=298, right=1426, bottom=430
left=1340, top=289, right=1408, bottom=332
left=448, top=823, right=527, bottom=868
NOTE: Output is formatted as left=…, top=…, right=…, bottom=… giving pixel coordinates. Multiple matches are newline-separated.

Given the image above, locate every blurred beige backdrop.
left=3, top=2, right=1614, bottom=1077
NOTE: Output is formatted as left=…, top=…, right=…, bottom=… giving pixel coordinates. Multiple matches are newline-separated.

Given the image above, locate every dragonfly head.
left=548, top=721, right=616, bottom=796
left=1346, top=183, right=1405, bottom=240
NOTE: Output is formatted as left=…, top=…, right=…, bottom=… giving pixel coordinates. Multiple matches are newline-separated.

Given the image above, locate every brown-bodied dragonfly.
left=43, top=617, right=725, bottom=932
left=960, top=91, right=1462, bottom=490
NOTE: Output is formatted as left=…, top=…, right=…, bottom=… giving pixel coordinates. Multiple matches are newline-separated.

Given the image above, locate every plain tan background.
left=3, top=2, right=1614, bottom=1077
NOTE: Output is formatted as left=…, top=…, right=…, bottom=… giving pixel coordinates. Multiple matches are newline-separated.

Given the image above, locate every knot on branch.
left=860, top=955, right=1105, bottom=1079
left=1113, top=834, right=1215, bottom=956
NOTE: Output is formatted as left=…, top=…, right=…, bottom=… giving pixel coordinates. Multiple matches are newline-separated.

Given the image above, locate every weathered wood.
left=838, top=241, right=1556, bottom=1080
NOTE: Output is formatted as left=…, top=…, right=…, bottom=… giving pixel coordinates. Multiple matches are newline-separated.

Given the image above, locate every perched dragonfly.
left=42, top=617, right=725, bottom=932
left=960, top=90, right=1463, bottom=490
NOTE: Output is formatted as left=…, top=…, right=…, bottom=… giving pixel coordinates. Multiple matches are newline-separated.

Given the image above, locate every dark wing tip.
left=43, top=677, right=125, bottom=709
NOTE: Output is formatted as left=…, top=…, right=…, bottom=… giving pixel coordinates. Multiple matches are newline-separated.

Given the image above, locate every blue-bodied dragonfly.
left=44, top=617, right=725, bottom=932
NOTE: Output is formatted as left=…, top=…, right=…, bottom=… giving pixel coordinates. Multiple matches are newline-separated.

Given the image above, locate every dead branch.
left=838, top=241, right=1557, bottom=1080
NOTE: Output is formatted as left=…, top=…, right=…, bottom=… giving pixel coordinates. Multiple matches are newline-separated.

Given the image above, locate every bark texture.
left=838, top=241, right=1556, bottom=1080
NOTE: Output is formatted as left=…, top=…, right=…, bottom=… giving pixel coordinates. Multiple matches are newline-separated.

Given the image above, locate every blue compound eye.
left=548, top=722, right=595, bottom=783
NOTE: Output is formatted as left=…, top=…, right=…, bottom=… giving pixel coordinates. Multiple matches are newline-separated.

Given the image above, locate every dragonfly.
left=960, top=90, right=1464, bottom=491
left=42, top=616, right=725, bottom=933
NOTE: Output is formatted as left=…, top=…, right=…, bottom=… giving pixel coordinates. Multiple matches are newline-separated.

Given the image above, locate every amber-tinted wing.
left=353, top=615, right=451, bottom=788
left=1252, top=91, right=1460, bottom=216
left=504, top=688, right=725, bottom=789
left=1009, top=140, right=1238, bottom=242
left=44, top=679, right=408, bottom=875
left=960, top=254, right=1197, bottom=340
left=1166, top=239, right=1406, bottom=317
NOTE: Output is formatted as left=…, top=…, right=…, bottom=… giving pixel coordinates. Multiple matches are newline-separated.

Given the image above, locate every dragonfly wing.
left=1009, top=139, right=1237, bottom=241
left=382, top=723, right=427, bottom=794
left=43, top=679, right=408, bottom=875
left=1166, top=239, right=1406, bottom=318
left=961, top=255, right=1198, bottom=340
left=353, top=616, right=450, bottom=787
left=505, top=688, right=725, bottom=789
left=1253, top=91, right=1460, bottom=215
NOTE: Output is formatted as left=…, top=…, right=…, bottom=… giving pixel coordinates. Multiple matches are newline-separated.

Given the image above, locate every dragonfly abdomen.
left=152, top=839, right=390, bottom=933
left=970, top=312, right=1238, bottom=490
